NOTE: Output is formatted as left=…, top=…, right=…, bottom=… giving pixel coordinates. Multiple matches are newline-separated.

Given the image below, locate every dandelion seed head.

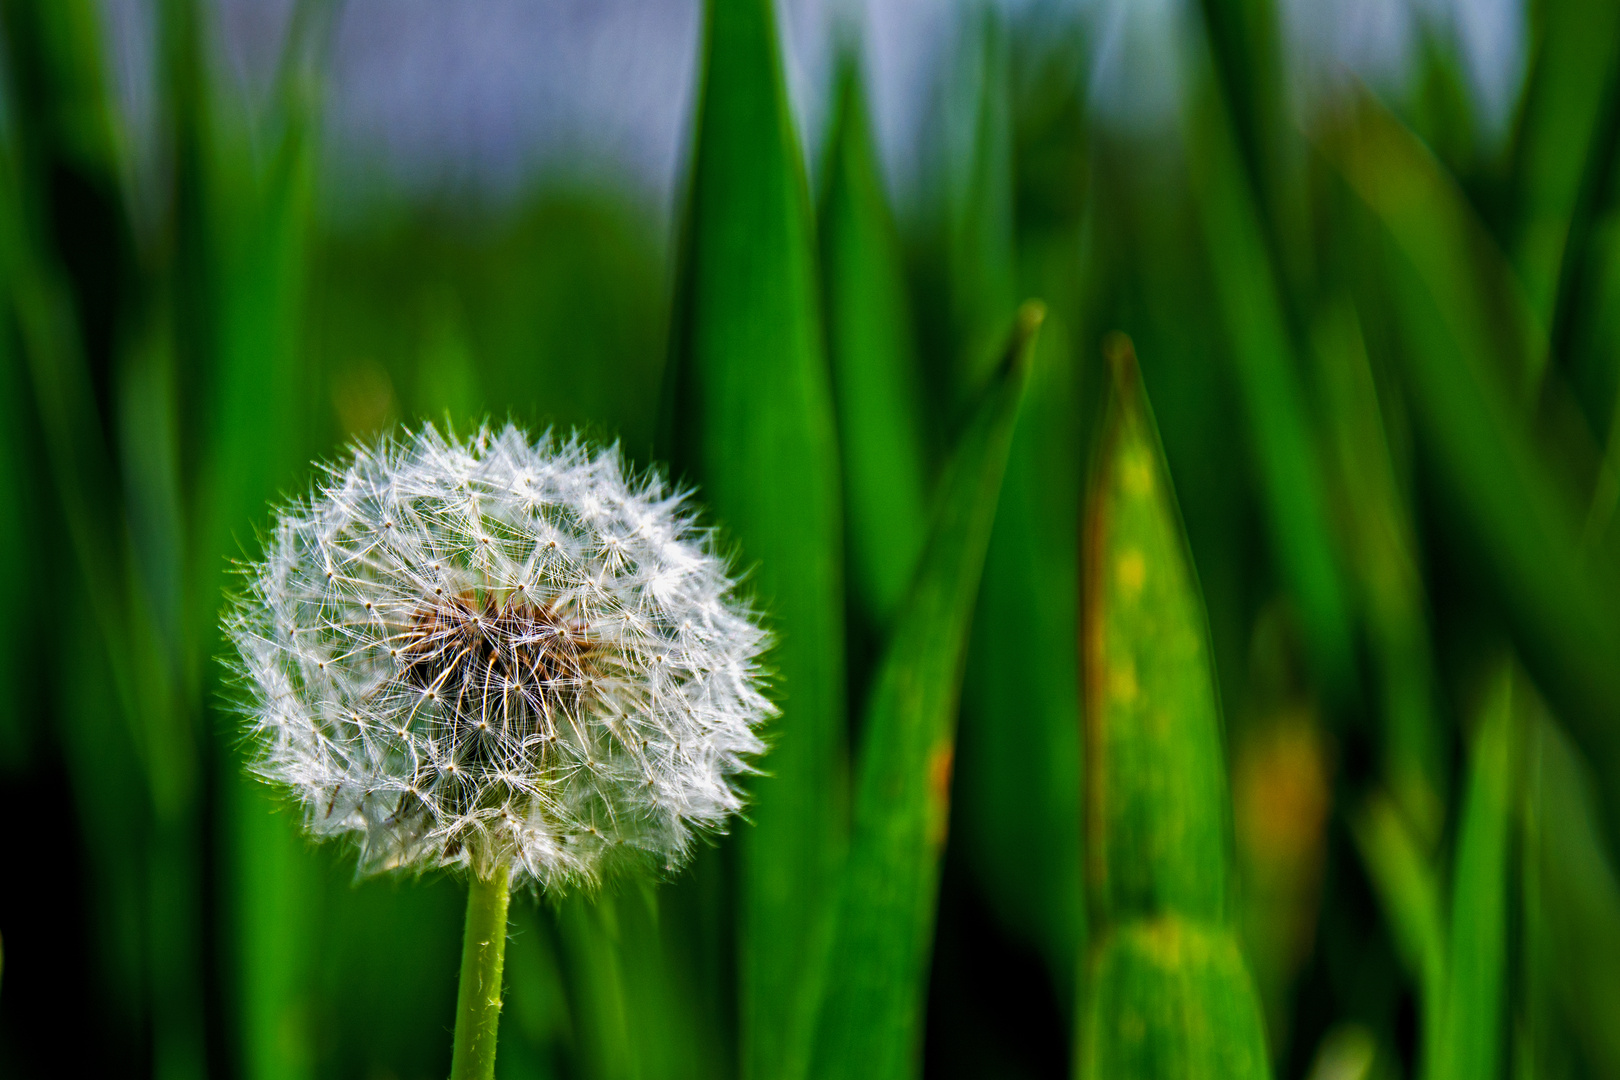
left=226, top=424, right=772, bottom=889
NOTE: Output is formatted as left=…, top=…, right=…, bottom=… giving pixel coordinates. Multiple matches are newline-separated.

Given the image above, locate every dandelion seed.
left=226, top=423, right=773, bottom=890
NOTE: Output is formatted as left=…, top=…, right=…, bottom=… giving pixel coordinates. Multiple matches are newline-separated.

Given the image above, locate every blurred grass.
left=6, top=0, right=1620, bottom=1078
left=811, top=303, right=1034, bottom=1080
left=664, top=1, right=846, bottom=1076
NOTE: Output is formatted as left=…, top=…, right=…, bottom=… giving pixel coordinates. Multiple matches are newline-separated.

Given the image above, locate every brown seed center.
left=399, top=591, right=595, bottom=741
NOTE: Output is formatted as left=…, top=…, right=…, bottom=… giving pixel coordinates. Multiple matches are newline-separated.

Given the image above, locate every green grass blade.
left=1317, top=95, right=1546, bottom=402
left=951, top=23, right=1087, bottom=989
left=1524, top=710, right=1620, bottom=1077
left=554, top=896, right=639, bottom=1080
left=1082, top=334, right=1230, bottom=927
left=0, top=20, right=215, bottom=1074
left=553, top=888, right=710, bottom=1080
left=944, top=7, right=1018, bottom=401
left=1077, top=335, right=1270, bottom=1079
left=1507, top=0, right=1620, bottom=329
left=184, top=7, right=326, bottom=1076
left=1349, top=793, right=1446, bottom=1078
left=665, top=0, right=846, bottom=1074
left=1312, top=301, right=1448, bottom=845
left=1435, top=666, right=1518, bottom=1080
left=1320, top=97, right=1620, bottom=807
left=810, top=304, right=1038, bottom=1080
left=819, top=56, right=930, bottom=633
left=1080, top=918, right=1270, bottom=1080
left=956, top=293, right=1085, bottom=982
left=1184, top=66, right=1354, bottom=698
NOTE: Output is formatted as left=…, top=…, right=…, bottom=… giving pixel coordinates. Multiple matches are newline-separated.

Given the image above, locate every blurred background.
left=3, top=0, right=1620, bottom=1078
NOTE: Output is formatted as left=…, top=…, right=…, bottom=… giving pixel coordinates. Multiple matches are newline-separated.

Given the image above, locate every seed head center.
left=400, top=591, right=594, bottom=742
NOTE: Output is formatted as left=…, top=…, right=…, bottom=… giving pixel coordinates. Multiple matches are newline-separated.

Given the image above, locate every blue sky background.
left=93, top=0, right=1528, bottom=224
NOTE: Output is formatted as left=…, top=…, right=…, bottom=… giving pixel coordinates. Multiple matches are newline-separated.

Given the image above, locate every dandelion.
left=226, top=423, right=772, bottom=1079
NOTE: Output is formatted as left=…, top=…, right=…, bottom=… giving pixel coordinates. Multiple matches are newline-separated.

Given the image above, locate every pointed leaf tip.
left=1003, top=300, right=1047, bottom=376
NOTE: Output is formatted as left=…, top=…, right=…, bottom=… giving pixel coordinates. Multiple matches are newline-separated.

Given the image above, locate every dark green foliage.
left=664, top=1, right=845, bottom=1075
left=819, top=59, right=931, bottom=634
left=810, top=305, right=1036, bottom=1080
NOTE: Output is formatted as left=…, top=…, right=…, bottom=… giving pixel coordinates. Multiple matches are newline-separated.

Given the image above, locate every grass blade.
left=1077, top=335, right=1270, bottom=1080
left=1435, top=666, right=1518, bottom=1080
left=819, top=56, right=930, bottom=634
left=1317, top=94, right=1545, bottom=400
left=810, top=303, right=1038, bottom=1080
left=1508, top=0, right=1620, bottom=331
left=184, top=6, right=328, bottom=1076
left=665, top=0, right=847, bottom=1074
left=1083, top=333, right=1229, bottom=927
left=1524, top=711, right=1620, bottom=1076
left=1319, top=96, right=1620, bottom=812
left=1349, top=792, right=1447, bottom=1076
left=1184, top=65, right=1354, bottom=697
left=943, top=7, right=1018, bottom=402
left=955, top=285, right=1086, bottom=983
left=1312, top=301, right=1449, bottom=844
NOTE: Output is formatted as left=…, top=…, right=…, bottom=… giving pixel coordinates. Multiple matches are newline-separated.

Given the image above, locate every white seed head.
left=226, top=424, right=772, bottom=889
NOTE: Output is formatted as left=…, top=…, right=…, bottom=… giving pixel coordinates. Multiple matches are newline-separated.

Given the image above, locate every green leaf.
left=1524, top=711, right=1620, bottom=1077
left=943, top=7, right=1018, bottom=401
left=1508, top=0, right=1620, bottom=330
left=1184, top=64, right=1354, bottom=698
left=1349, top=793, right=1447, bottom=1062
left=955, top=289, right=1085, bottom=983
left=665, top=0, right=847, bottom=1074
left=183, top=8, right=327, bottom=1078
left=1435, top=666, right=1518, bottom=1080
left=809, top=303, right=1038, bottom=1080
left=818, top=56, right=931, bottom=632
left=1079, top=917, right=1270, bottom=1080
left=552, top=889, right=708, bottom=1080
left=1077, top=336, right=1270, bottom=1080
left=1082, top=335, right=1230, bottom=926
left=1352, top=664, right=1520, bottom=1080
left=1311, top=301, right=1448, bottom=845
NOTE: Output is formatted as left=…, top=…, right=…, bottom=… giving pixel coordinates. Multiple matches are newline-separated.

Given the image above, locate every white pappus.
left=226, top=424, right=773, bottom=889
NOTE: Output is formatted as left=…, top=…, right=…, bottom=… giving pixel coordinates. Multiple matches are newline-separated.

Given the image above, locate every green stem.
left=450, top=866, right=512, bottom=1080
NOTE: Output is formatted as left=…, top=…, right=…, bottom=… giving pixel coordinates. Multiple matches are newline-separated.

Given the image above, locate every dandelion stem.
left=450, top=865, right=511, bottom=1080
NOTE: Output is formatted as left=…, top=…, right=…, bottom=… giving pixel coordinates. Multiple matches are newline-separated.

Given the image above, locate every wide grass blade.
left=665, top=0, right=847, bottom=1074
left=1317, top=94, right=1545, bottom=401
left=953, top=29, right=1091, bottom=988
left=819, top=57, right=930, bottom=634
left=1077, top=335, right=1270, bottom=1080
left=810, top=303, right=1038, bottom=1080
left=1081, top=919, right=1270, bottom=1080
left=1082, top=334, right=1228, bottom=927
